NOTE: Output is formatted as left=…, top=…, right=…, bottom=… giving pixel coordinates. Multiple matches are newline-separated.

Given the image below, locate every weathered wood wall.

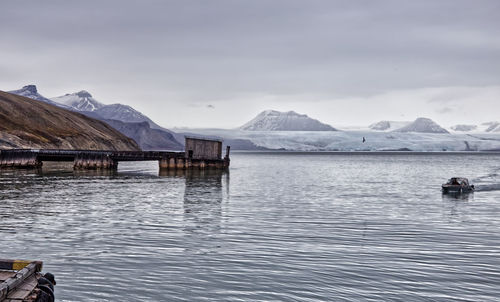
left=184, top=137, right=222, bottom=160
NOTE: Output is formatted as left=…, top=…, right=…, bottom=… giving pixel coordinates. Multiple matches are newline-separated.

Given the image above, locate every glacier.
left=182, top=128, right=500, bottom=151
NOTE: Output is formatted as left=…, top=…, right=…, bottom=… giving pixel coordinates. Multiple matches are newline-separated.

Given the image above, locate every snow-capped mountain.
left=241, top=110, right=336, bottom=131
left=369, top=120, right=411, bottom=131
left=0, top=90, right=140, bottom=150
left=8, top=85, right=71, bottom=109
left=8, top=85, right=181, bottom=150
left=448, top=122, right=500, bottom=133
left=51, top=90, right=104, bottom=112
left=393, top=118, right=449, bottom=134
left=51, top=91, right=165, bottom=130
left=450, top=124, right=478, bottom=132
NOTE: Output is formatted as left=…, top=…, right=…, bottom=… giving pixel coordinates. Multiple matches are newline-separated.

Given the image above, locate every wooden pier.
left=0, top=137, right=230, bottom=170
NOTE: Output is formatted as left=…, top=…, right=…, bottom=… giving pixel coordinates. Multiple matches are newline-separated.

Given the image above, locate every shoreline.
left=231, top=150, right=500, bottom=155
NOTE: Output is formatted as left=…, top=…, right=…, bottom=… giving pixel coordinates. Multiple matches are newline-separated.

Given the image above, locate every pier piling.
left=1, top=138, right=229, bottom=171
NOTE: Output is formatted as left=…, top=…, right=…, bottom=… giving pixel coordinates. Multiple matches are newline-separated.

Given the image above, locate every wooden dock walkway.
left=0, top=137, right=230, bottom=170
left=0, top=149, right=229, bottom=170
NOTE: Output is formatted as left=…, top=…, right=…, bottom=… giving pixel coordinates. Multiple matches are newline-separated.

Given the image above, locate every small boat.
left=442, top=177, right=474, bottom=194
left=0, top=259, right=55, bottom=302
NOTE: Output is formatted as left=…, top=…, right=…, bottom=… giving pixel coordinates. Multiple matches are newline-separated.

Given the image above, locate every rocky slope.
left=103, top=119, right=183, bottom=150
left=241, top=110, right=336, bottom=131
left=93, top=104, right=164, bottom=129
left=8, top=86, right=182, bottom=150
left=0, top=91, right=140, bottom=150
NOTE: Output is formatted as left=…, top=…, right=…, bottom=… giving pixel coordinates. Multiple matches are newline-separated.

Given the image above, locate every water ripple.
left=1, top=154, right=500, bottom=301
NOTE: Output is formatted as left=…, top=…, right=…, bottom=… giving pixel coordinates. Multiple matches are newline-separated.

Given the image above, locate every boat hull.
left=442, top=184, right=474, bottom=194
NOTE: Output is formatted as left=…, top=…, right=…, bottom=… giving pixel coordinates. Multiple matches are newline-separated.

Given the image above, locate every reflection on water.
left=441, top=192, right=474, bottom=201
left=184, top=169, right=225, bottom=205
left=183, top=170, right=227, bottom=254
left=2, top=154, right=500, bottom=301
left=441, top=192, right=473, bottom=223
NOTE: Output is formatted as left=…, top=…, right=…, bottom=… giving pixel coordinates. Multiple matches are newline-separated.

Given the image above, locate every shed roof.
left=184, top=135, right=223, bottom=143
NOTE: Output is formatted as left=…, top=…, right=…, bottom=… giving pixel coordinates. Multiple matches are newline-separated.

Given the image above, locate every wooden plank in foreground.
left=0, top=260, right=42, bottom=302
left=0, top=273, right=16, bottom=283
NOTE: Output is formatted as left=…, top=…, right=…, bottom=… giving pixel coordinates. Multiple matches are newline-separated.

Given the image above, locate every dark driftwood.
left=0, top=261, right=42, bottom=301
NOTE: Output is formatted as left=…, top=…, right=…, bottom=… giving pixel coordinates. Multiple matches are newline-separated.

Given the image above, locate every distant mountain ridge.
left=104, top=120, right=183, bottom=151
left=241, top=110, right=336, bottom=131
left=9, top=85, right=182, bottom=150
left=0, top=90, right=140, bottom=150
left=8, top=85, right=500, bottom=151
left=9, top=85, right=71, bottom=109
left=50, top=90, right=166, bottom=130
left=450, top=124, right=478, bottom=132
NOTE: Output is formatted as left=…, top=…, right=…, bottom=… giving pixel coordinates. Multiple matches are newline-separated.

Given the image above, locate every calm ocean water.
left=1, top=152, right=500, bottom=301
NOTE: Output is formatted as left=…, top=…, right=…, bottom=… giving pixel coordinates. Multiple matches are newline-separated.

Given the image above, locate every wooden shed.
left=184, top=136, right=223, bottom=160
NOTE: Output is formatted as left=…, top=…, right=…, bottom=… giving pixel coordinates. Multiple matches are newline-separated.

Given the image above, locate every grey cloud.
left=1, top=0, right=499, bottom=127
left=436, top=107, right=454, bottom=114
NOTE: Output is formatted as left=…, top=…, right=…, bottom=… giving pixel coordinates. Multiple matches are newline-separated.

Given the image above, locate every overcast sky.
left=1, top=0, right=499, bottom=128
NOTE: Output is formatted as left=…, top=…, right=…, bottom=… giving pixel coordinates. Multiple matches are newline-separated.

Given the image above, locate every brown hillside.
left=0, top=90, right=140, bottom=150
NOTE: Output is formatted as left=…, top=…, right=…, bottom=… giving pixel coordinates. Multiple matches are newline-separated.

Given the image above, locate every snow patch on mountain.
left=369, top=120, right=411, bottom=131
left=241, top=110, right=336, bottom=131
left=51, top=90, right=104, bottom=112
left=9, top=85, right=71, bottom=109
left=448, top=122, right=500, bottom=133
left=484, top=122, right=500, bottom=132
left=450, top=124, right=478, bottom=132
left=393, top=118, right=449, bottom=134
left=51, top=91, right=167, bottom=131
left=91, top=104, right=165, bottom=130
